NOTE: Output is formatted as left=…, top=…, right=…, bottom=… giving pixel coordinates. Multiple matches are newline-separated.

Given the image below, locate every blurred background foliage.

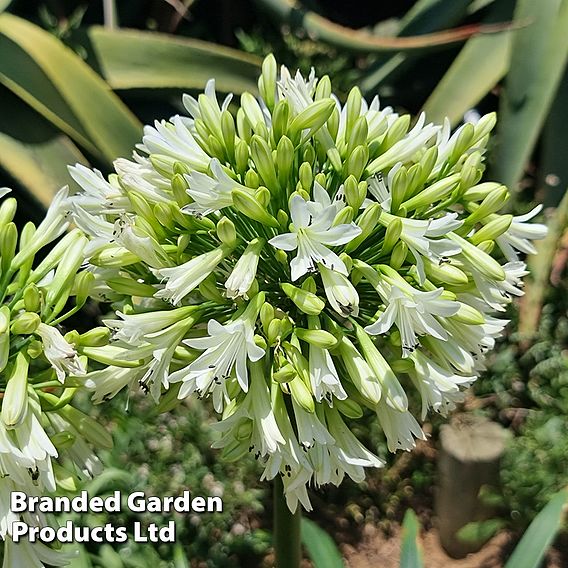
left=1, top=0, right=567, bottom=566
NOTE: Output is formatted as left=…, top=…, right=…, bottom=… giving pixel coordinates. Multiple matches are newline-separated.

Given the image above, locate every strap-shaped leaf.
left=83, top=27, right=261, bottom=94
left=400, top=510, right=424, bottom=568
left=301, top=518, right=344, bottom=568
left=504, top=490, right=568, bottom=568
left=0, top=13, right=142, bottom=164
left=492, top=0, right=568, bottom=189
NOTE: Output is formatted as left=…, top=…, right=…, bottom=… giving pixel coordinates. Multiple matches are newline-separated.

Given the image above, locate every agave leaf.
left=0, top=13, right=142, bottom=164
left=0, top=87, right=88, bottom=207
left=422, top=0, right=515, bottom=125
left=253, top=0, right=512, bottom=53
left=82, top=26, right=261, bottom=94
left=492, top=0, right=568, bottom=189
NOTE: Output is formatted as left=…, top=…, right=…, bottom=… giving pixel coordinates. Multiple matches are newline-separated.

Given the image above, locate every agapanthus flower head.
left=0, top=191, right=108, bottom=566
left=69, top=56, right=547, bottom=512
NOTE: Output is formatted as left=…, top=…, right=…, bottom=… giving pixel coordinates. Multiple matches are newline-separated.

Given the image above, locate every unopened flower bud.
left=259, top=53, right=277, bottom=109
left=295, top=328, right=338, bottom=349
left=345, top=145, right=369, bottom=180
left=251, top=135, right=279, bottom=190
left=273, top=364, right=297, bottom=383
left=423, top=259, right=469, bottom=286
left=217, top=216, right=237, bottom=247
left=390, top=241, right=408, bottom=269
left=232, top=188, right=279, bottom=227
left=77, top=327, right=111, bottom=347
left=452, top=303, right=485, bottom=325
left=11, top=312, right=41, bottom=335
left=470, top=215, right=513, bottom=244
left=345, top=203, right=381, bottom=253
left=1, top=352, right=29, bottom=429
left=281, top=283, right=325, bottom=315
left=333, top=206, right=354, bottom=226
left=272, top=100, right=290, bottom=141
left=335, top=398, right=363, bottom=419
left=235, top=139, right=249, bottom=174
left=299, top=162, right=313, bottom=192
left=0, top=306, right=10, bottom=373
left=289, top=98, right=336, bottom=139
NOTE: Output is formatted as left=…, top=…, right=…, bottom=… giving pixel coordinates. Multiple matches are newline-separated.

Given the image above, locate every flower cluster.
left=68, top=57, right=546, bottom=512
left=0, top=189, right=111, bottom=566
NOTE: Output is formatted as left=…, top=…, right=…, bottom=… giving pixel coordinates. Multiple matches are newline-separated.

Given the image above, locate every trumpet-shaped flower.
left=35, top=324, right=86, bottom=382
left=269, top=193, right=361, bottom=281
left=496, top=205, right=547, bottom=261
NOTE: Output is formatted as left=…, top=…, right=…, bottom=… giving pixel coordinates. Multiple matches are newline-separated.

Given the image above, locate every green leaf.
left=422, top=0, right=515, bottom=125
left=492, top=0, right=568, bottom=189
left=0, top=86, right=88, bottom=206
left=0, top=0, right=12, bottom=14
left=400, top=510, right=424, bottom=568
left=0, top=13, right=142, bottom=164
left=301, top=518, right=344, bottom=568
left=82, top=26, right=261, bottom=94
left=456, top=519, right=506, bottom=544
left=504, top=490, right=568, bottom=568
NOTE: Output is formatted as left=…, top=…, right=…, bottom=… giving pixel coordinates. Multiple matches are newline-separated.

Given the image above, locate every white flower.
left=308, top=342, right=347, bottom=403
left=319, top=264, right=359, bottom=317
left=470, top=261, right=528, bottom=312
left=2, top=535, right=72, bottom=567
left=277, top=66, right=316, bottom=112
left=364, top=270, right=460, bottom=357
left=496, top=205, right=547, bottom=261
left=0, top=188, right=11, bottom=199
left=138, top=115, right=210, bottom=173
left=409, top=350, right=474, bottom=419
left=68, top=163, right=129, bottom=214
left=35, top=324, right=86, bottom=383
left=84, top=365, right=142, bottom=404
left=174, top=317, right=265, bottom=398
left=367, top=162, right=403, bottom=211
left=225, top=238, right=263, bottom=299
left=367, top=113, right=440, bottom=172
left=386, top=211, right=462, bottom=283
left=325, top=407, right=384, bottom=475
left=184, top=158, right=247, bottom=215
left=268, top=193, right=361, bottom=281
left=375, top=399, right=426, bottom=452
left=291, top=398, right=334, bottom=449
left=212, top=359, right=285, bottom=456
left=154, top=245, right=229, bottom=305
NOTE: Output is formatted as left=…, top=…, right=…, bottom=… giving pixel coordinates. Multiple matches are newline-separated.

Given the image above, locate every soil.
left=342, top=524, right=566, bottom=568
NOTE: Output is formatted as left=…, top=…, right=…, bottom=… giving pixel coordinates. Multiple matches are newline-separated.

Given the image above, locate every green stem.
left=273, top=476, right=301, bottom=568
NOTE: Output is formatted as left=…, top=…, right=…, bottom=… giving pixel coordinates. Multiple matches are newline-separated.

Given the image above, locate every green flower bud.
left=461, top=181, right=502, bottom=202
left=107, top=277, right=156, bottom=297
left=275, top=249, right=288, bottom=265
left=391, top=358, right=415, bottom=373
left=382, top=217, right=402, bottom=255
left=232, top=188, right=279, bottom=227
left=56, top=402, right=113, bottom=450
left=333, top=206, right=354, bottom=226
left=335, top=398, right=363, bottom=419
left=390, top=166, right=408, bottom=214
left=470, top=215, right=513, bottom=245
left=1, top=222, right=17, bottom=273
left=241, top=93, right=265, bottom=134
left=289, top=98, right=336, bottom=139
left=423, top=259, right=469, bottom=286
left=1, top=352, right=29, bottom=429
left=244, top=168, right=260, bottom=189
left=272, top=363, right=297, bottom=383
left=288, top=373, right=314, bottom=413
left=452, top=303, right=485, bottom=325
left=0, top=306, right=10, bottom=373
left=345, top=203, right=381, bottom=253
left=301, top=276, right=317, bottom=294
left=11, top=312, right=41, bottom=335
left=449, top=123, right=475, bottom=165
left=267, top=319, right=282, bottom=346
left=259, top=54, right=277, bottom=110
left=251, top=134, right=280, bottom=191
left=448, top=233, right=505, bottom=281
left=260, top=302, right=275, bottom=333
left=345, top=145, right=369, bottom=180
left=390, top=240, right=408, bottom=270
left=50, top=431, right=76, bottom=450
left=217, top=216, right=237, bottom=247
left=402, top=173, right=461, bottom=211
left=235, top=138, right=250, bottom=174
left=281, top=283, right=325, bottom=315
left=315, top=75, right=332, bottom=100
left=277, top=209, right=289, bottom=229
left=295, top=328, right=338, bottom=349
left=417, top=146, right=438, bottom=185
left=473, top=112, right=497, bottom=143
left=276, top=135, right=294, bottom=186
left=256, top=187, right=271, bottom=208
left=221, top=110, right=236, bottom=161
left=272, top=99, right=290, bottom=142
left=23, top=284, right=41, bottom=313
left=299, top=162, right=313, bottom=192
left=384, top=115, right=410, bottom=149
left=345, top=86, right=362, bottom=140
left=236, top=107, right=253, bottom=143
left=344, top=175, right=360, bottom=210
left=208, top=135, right=226, bottom=161
left=76, top=327, right=111, bottom=347
left=464, top=186, right=510, bottom=224
left=171, top=173, right=190, bottom=206
left=80, top=345, right=143, bottom=368
left=0, top=197, right=17, bottom=227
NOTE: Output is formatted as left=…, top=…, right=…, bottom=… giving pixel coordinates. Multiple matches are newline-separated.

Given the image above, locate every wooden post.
left=435, top=414, right=509, bottom=558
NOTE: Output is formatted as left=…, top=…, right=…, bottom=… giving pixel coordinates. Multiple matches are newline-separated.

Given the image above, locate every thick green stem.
left=273, top=476, right=301, bottom=568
